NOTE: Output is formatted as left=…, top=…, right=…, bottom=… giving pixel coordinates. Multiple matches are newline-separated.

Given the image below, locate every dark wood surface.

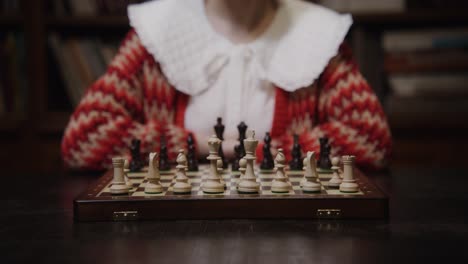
left=3, top=166, right=468, bottom=263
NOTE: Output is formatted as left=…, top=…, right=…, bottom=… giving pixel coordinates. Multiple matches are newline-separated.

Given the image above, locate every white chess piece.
left=237, top=158, right=247, bottom=184
left=173, top=149, right=192, bottom=194
left=339, top=155, right=359, bottom=193
left=123, top=159, right=133, bottom=189
left=328, top=157, right=342, bottom=188
left=237, top=130, right=260, bottom=194
left=301, top=151, right=321, bottom=193
left=110, top=157, right=130, bottom=195
left=217, top=158, right=226, bottom=188
left=202, top=135, right=225, bottom=194
left=145, top=152, right=163, bottom=194
left=271, top=148, right=291, bottom=193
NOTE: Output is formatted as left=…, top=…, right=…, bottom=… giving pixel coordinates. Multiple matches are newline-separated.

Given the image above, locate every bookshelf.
left=1, top=0, right=468, bottom=173
left=47, top=16, right=130, bottom=28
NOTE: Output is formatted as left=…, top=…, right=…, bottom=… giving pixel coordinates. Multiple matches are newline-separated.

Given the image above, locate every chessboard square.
left=318, top=174, right=332, bottom=180
left=259, top=174, right=275, bottom=180
left=132, top=191, right=166, bottom=197
left=325, top=189, right=364, bottom=195
left=292, top=185, right=302, bottom=190
left=261, top=189, right=295, bottom=195
left=161, top=182, right=172, bottom=187
left=190, top=178, right=202, bottom=183
left=287, top=170, right=303, bottom=175
left=160, top=170, right=175, bottom=175
left=128, top=172, right=147, bottom=178
left=288, top=174, right=303, bottom=180
left=132, top=178, right=145, bottom=183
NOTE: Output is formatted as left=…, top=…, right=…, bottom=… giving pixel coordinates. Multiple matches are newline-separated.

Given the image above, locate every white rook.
left=339, top=155, right=358, bottom=193
left=110, top=157, right=130, bottom=195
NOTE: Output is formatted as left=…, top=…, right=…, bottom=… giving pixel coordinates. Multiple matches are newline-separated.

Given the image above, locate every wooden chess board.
left=74, top=165, right=388, bottom=221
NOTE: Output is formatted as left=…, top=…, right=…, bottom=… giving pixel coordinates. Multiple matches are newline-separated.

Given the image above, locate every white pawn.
left=173, top=149, right=192, bottom=194
left=145, top=152, right=163, bottom=194
left=301, top=151, right=321, bottom=193
left=271, top=148, right=291, bottom=193
left=123, top=159, right=133, bottom=189
left=110, top=157, right=130, bottom=195
left=328, top=157, right=342, bottom=188
left=203, top=135, right=225, bottom=194
left=237, top=130, right=260, bottom=194
left=217, top=158, right=226, bottom=188
left=339, top=155, right=359, bottom=193
left=237, top=158, right=247, bottom=184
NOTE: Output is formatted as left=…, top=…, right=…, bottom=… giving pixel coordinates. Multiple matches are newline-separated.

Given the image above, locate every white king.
left=237, top=130, right=260, bottom=194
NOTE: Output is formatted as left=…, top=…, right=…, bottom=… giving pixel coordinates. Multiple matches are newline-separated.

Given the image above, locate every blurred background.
left=0, top=0, right=467, bottom=174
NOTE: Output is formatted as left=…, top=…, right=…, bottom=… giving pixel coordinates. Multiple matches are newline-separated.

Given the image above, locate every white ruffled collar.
left=128, top=0, right=352, bottom=95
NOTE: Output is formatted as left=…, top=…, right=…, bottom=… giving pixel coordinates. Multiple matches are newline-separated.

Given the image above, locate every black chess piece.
left=289, top=134, right=303, bottom=170
left=129, top=139, right=143, bottom=172
left=260, top=132, right=274, bottom=170
left=159, top=135, right=171, bottom=171
left=319, top=137, right=332, bottom=170
left=187, top=133, right=198, bottom=172
left=231, top=144, right=242, bottom=171
left=214, top=117, right=228, bottom=169
left=231, top=122, right=248, bottom=171
left=237, top=121, right=247, bottom=157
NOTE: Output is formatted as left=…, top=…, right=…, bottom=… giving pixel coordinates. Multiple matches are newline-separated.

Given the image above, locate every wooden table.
left=2, top=167, right=468, bottom=263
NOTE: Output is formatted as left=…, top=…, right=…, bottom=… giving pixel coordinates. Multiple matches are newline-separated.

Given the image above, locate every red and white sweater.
left=61, top=30, right=392, bottom=170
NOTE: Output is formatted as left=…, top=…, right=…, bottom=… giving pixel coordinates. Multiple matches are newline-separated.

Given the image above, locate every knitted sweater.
left=61, top=30, right=392, bottom=170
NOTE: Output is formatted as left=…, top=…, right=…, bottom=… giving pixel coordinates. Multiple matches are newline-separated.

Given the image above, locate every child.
left=61, top=0, right=392, bottom=170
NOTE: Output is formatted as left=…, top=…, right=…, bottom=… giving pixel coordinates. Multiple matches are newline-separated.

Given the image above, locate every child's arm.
left=262, top=44, right=392, bottom=169
left=61, top=31, right=191, bottom=170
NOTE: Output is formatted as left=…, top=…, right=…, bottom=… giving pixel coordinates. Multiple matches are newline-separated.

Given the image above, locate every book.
left=0, top=79, right=4, bottom=116
left=68, top=0, right=98, bottom=16
left=407, top=0, right=468, bottom=9
left=48, top=34, right=85, bottom=107
left=77, top=38, right=107, bottom=81
left=384, top=49, right=468, bottom=73
left=319, top=0, right=405, bottom=13
left=386, top=95, right=468, bottom=115
left=97, top=40, right=119, bottom=66
left=67, top=39, right=95, bottom=87
left=388, top=74, right=468, bottom=98
left=383, top=28, right=468, bottom=52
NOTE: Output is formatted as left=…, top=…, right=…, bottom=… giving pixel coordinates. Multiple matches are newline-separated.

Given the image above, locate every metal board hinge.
left=113, top=211, right=139, bottom=221
left=317, top=209, right=342, bottom=219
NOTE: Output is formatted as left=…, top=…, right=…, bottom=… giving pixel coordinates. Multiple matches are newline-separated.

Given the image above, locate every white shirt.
left=128, top=0, right=352, bottom=153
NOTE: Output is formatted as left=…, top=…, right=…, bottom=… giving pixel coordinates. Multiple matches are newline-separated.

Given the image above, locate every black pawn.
left=237, top=121, right=247, bottom=157
left=319, top=137, right=332, bottom=170
left=187, top=133, right=198, bottom=172
left=289, top=134, right=303, bottom=170
left=231, top=144, right=242, bottom=171
left=231, top=122, right=248, bottom=171
left=214, top=117, right=228, bottom=169
left=129, top=139, right=143, bottom=172
left=159, top=135, right=171, bottom=171
left=260, top=132, right=274, bottom=170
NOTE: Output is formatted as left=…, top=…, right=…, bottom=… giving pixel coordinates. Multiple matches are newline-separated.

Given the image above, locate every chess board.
left=74, top=165, right=388, bottom=221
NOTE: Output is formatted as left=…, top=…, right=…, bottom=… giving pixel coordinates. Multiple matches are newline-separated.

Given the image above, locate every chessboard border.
left=74, top=168, right=388, bottom=221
